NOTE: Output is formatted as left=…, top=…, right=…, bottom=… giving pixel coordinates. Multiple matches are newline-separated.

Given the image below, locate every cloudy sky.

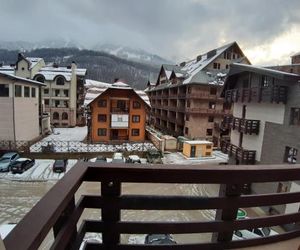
left=1, top=0, right=300, bottom=65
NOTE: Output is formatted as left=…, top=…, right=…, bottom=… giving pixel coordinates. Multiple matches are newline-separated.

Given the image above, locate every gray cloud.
left=0, top=0, right=299, bottom=63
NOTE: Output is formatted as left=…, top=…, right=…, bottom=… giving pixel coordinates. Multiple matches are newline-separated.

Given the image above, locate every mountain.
left=93, top=43, right=173, bottom=66
left=0, top=48, right=159, bottom=90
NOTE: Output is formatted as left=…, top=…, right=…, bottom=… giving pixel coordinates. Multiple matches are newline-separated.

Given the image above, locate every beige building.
left=146, top=42, right=250, bottom=147
left=0, top=53, right=87, bottom=127
left=0, top=72, right=46, bottom=141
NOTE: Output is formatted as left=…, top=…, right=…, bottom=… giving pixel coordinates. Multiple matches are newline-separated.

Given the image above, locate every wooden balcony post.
left=53, top=196, right=77, bottom=248
left=212, top=183, right=242, bottom=243
left=101, top=180, right=121, bottom=247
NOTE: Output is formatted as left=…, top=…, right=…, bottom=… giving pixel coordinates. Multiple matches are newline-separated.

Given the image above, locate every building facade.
left=146, top=42, right=250, bottom=147
left=0, top=72, right=46, bottom=141
left=0, top=53, right=87, bottom=127
left=86, top=80, right=150, bottom=143
left=221, top=63, right=300, bottom=213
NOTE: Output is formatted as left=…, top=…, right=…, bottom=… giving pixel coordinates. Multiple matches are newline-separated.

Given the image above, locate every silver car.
left=0, top=152, right=20, bottom=172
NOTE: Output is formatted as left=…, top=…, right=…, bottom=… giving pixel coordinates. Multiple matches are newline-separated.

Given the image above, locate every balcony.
left=223, top=116, right=260, bottom=135
left=186, top=108, right=231, bottom=115
left=111, top=107, right=129, bottom=114
left=225, top=86, right=288, bottom=104
left=186, top=93, right=223, bottom=101
left=221, top=140, right=256, bottom=164
left=4, top=162, right=300, bottom=250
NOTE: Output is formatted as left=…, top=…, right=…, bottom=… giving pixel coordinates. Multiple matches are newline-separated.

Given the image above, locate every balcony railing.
left=221, top=140, right=256, bottom=164
left=110, top=135, right=129, bottom=141
left=111, top=107, right=129, bottom=113
left=225, top=86, right=288, bottom=104
left=186, top=108, right=231, bottom=115
left=223, top=116, right=260, bottom=135
left=4, top=163, right=300, bottom=250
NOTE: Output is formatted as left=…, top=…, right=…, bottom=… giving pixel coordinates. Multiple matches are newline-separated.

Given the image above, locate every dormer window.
left=36, top=76, right=45, bottom=83
left=56, top=77, right=65, bottom=85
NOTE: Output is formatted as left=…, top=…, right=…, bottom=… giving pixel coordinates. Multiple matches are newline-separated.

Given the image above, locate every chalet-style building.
left=146, top=42, right=250, bottom=147
left=0, top=72, right=47, bottom=141
left=221, top=63, right=300, bottom=213
left=0, top=53, right=87, bottom=127
left=85, top=80, right=150, bottom=143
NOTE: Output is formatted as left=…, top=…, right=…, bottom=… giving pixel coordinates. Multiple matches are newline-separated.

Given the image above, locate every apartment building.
left=0, top=72, right=46, bottom=141
left=146, top=42, right=250, bottom=147
left=221, top=63, right=300, bottom=213
left=0, top=53, right=87, bottom=127
left=86, top=80, right=150, bottom=143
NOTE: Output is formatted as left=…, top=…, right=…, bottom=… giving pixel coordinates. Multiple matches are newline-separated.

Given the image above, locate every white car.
left=234, top=227, right=278, bottom=239
left=112, top=152, right=125, bottom=163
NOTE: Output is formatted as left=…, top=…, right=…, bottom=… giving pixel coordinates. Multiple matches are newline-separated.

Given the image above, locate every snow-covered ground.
left=0, top=159, right=77, bottom=182
left=30, top=126, right=157, bottom=153
left=44, top=126, right=87, bottom=141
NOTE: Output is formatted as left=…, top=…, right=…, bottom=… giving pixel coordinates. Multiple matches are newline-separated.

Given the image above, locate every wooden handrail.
left=4, top=163, right=300, bottom=249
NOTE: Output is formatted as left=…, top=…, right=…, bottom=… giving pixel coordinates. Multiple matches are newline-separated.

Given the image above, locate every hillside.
left=0, top=48, right=160, bottom=89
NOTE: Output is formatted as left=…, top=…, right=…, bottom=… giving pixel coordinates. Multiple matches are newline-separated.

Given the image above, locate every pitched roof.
left=84, top=79, right=150, bottom=107
left=0, top=72, right=46, bottom=86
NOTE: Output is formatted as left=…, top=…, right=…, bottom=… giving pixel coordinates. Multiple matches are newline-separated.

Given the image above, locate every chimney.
left=18, top=53, right=25, bottom=61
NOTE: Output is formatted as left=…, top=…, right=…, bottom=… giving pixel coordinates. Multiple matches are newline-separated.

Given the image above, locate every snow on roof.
left=231, top=63, right=300, bottom=77
left=26, top=57, right=43, bottom=69
left=84, top=79, right=150, bottom=107
left=182, top=42, right=235, bottom=84
left=36, top=65, right=87, bottom=78
left=184, top=140, right=213, bottom=145
left=35, top=71, right=72, bottom=81
left=0, top=65, right=14, bottom=75
left=0, top=72, right=46, bottom=86
left=292, top=52, right=300, bottom=57
left=111, top=81, right=131, bottom=89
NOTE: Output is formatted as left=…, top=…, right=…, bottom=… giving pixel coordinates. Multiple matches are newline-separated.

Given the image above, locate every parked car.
left=0, top=152, right=19, bottom=172
left=95, top=156, right=107, bottom=163
left=234, top=227, right=278, bottom=239
left=112, top=152, right=125, bottom=163
left=145, top=234, right=176, bottom=245
left=126, top=155, right=141, bottom=164
left=10, top=158, right=35, bottom=174
left=146, top=150, right=162, bottom=164
left=53, top=159, right=68, bottom=173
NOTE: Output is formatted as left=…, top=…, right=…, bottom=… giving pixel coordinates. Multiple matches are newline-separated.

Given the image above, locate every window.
left=45, top=99, right=49, bottom=106
left=55, top=89, right=60, bottom=96
left=62, top=112, right=68, bottom=120
left=290, top=108, right=300, bottom=125
left=284, top=146, right=297, bottom=164
left=185, top=127, right=189, bottom=134
left=0, top=84, right=9, bottom=97
left=56, top=77, right=65, bottom=85
left=53, top=112, right=59, bottom=120
left=44, top=88, right=49, bottom=95
left=187, top=87, right=191, bottom=94
left=117, top=100, right=126, bottom=111
left=98, top=99, right=107, bottom=107
left=209, top=102, right=216, bottom=109
left=226, top=64, right=229, bottom=69
left=132, top=115, right=140, bottom=123
left=98, top=114, right=107, bottom=122
left=206, top=145, right=212, bottom=150
left=261, top=75, right=271, bottom=88
left=186, top=115, right=189, bottom=121
left=277, top=182, right=288, bottom=193
left=187, top=100, right=190, bottom=108
left=15, top=85, right=22, bottom=97
left=24, top=86, right=30, bottom=97
left=132, top=129, right=140, bottom=136
left=213, top=63, right=220, bottom=69
left=32, top=87, right=36, bottom=98
left=55, top=100, right=60, bottom=107
left=206, top=129, right=213, bottom=136
left=63, top=90, right=69, bottom=97
left=36, top=76, right=45, bottom=83
left=210, top=87, right=217, bottom=95
left=98, top=128, right=107, bottom=136
left=208, top=116, right=214, bottom=122
left=133, top=101, right=141, bottom=109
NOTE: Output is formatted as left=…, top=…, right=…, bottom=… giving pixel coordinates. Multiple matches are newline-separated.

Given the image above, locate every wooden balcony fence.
left=220, top=140, right=256, bottom=165
left=225, top=86, right=288, bottom=104
left=222, top=116, right=260, bottom=135
left=4, top=163, right=300, bottom=250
